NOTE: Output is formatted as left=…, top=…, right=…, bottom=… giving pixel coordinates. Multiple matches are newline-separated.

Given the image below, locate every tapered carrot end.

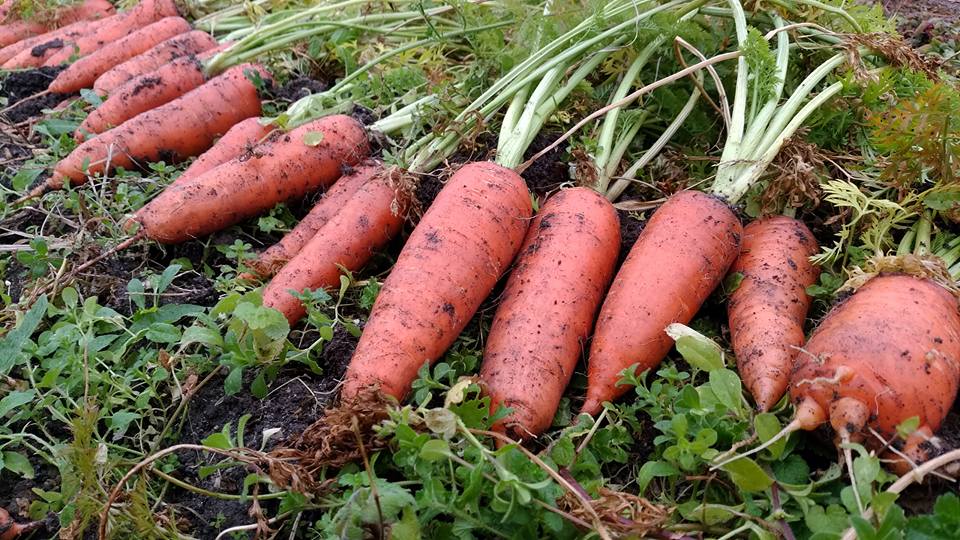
left=886, top=425, right=939, bottom=476
left=751, top=380, right=786, bottom=412
left=580, top=397, right=603, bottom=417
left=11, top=179, right=55, bottom=206
left=795, top=396, right=827, bottom=431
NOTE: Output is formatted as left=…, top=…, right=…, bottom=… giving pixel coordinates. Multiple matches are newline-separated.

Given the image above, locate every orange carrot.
left=92, top=30, right=217, bottom=95
left=727, top=216, right=820, bottom=411
left=582, top=190, right=742, bottom=415
left=175, top=116, right=272, bottom=184
left=342, top=161, right=532, bottom=400
left=480, top=187, right=620, bottom=439
left=41, top=0, right=179, bottom=67
left=0, top=0, right=113, bottom=48
left=47, top=64, right=268, bottom=191
left=129, top=114, right=369, bottom=243
left=245, top=160, right=372, bottom=279
left=0, top=17, right=104, bottom=66
left=48, top=16, right=191, bottom=94
left=263, top=163, right=409, bottom=323
left=788, top=274, right=960, bottom=471
left=76, top=44, right=230, bottom=139
left=0, top=507, right=42, bottom=540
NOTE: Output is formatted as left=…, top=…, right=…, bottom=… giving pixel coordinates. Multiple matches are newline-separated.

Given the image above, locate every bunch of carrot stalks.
left=5, top=0, right=960, bottom=498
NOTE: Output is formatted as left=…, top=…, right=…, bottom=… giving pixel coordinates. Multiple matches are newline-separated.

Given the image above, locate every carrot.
left=263, top=163, right=409, bottom=323
left=245, top=160, right=372, bottom=279
left=41, top=0, right=179, bottom=67
left=0, top=507, right=41, bottom=540
left=48, top=17, right=192, bottom=94
left=0, top=16, right=104, bottom=66
left=76, top=44, right=231, bottom=140
left=0, top=19, right=43, bottom=47
left=129, top=114, right=369, bottom=243
left=582, top=190, right=742, bottom=415
left=480, top=187, right=620, bottom=439
left=789, top=274, right=960, bottom=468
left=0, top=0, right=114, bottom=48
left=342, top=161, right=532, bottom=400
left=727, top=216, right=820, bottom=411
left=92, top=30, right=218, bottom=95
left=47, top=63, right=268, bottom=191
left=175, top=116, right=272, bottom=185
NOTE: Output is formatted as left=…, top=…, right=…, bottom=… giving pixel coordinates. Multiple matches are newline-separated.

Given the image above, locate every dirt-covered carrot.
left=48, top=16, right=191, bottom=94
left=42, top=0, right=180, bottom=67
left=0, top=507, right=42, bottom=540
left=128, top=114, right=369, bottom=243
left=342, top=162, right=532, bottom=400
left=263, top=163, right=409, bottom=323
left=789, top=273, right=960, bottom=468
left=76, top=45, right=230, bottom=139
left=728, top=216, right=820, bottom=411
left=244, top=157, right=371, bottom=279
left=92, top=30, right=218, bottom=95
left=0, top=16, right=103, bottom=66
left=45, top=63, right=267, bottom=191
left=174, top=116, right=272, bottom=184
left=579, top=7, right=845, bottom=415
left=480, top=187, right=620, bottom=439
left=583, top=191, right=742, bottom=415
left=0, top=0, right=114, bottom=47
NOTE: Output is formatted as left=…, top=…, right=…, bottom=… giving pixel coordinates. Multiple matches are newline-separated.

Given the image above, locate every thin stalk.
left=417, top=0, right=695, bottom=172
left=738, top=15, right=791, bottom=154
left=594, top=39, right=660, bottom=189
left=715, top=80, right=843, bottom=202
left=605, top=75, right=702, bottom=200
left=719, top=0, right=750, bottom=169
left=283, top=19, right=513, bottom=127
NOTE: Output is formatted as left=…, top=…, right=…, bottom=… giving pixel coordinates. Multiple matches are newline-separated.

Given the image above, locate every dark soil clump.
left=616, top=209, right=645, bottom=263
left=271, top=76, right=328, bottom=105
left=167, top=363, right=345, bottom=537
left=0, top=127, right=33, bottom=182
left=350, top=104, right=377, bottom=126
left=521, top=131, right=567, bottom=196
left=0, top=67, right=70, bottom=123
left=414, top=172, right=444, bottom=210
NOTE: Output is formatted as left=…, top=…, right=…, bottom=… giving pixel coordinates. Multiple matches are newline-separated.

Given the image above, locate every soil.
left=0, top=457, right=60, bottom=536
left=166, top=325, right=355, bottom=537
left=521, top=131, right=567, bottom=197
left=882, top=0, right=960, bottom=43
left=0, top=67, right=71, bottom=123
left=616, top=209, right=646, bottom=264
left=270, top=76, right=328, bottom=105
left=0, top=125, right=33, bottom=182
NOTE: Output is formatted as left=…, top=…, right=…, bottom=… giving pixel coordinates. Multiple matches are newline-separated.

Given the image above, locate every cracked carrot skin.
left=481, top=187, right=620, bottom=439
left=92, top=30, right=218, bottom=95
left=52, top=63, right=269, bottom=188
left=77, top=43, right=231, bottom=140
left=582, top=190, right=742, bottom=415
left=342, top=161, right=533, bottom=401
left=49, top=16, right=191, bottom=94
left=246, top=160, right=374, bottom=279
left=263, top=163, right=409, bottom=324
left=788, top=274, right=960, bottom=471
left=131, top=114, right=370, bottom=244
left=728, top=215, right=820, bottom=411
left=0, top=0, right=114, bottom=48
